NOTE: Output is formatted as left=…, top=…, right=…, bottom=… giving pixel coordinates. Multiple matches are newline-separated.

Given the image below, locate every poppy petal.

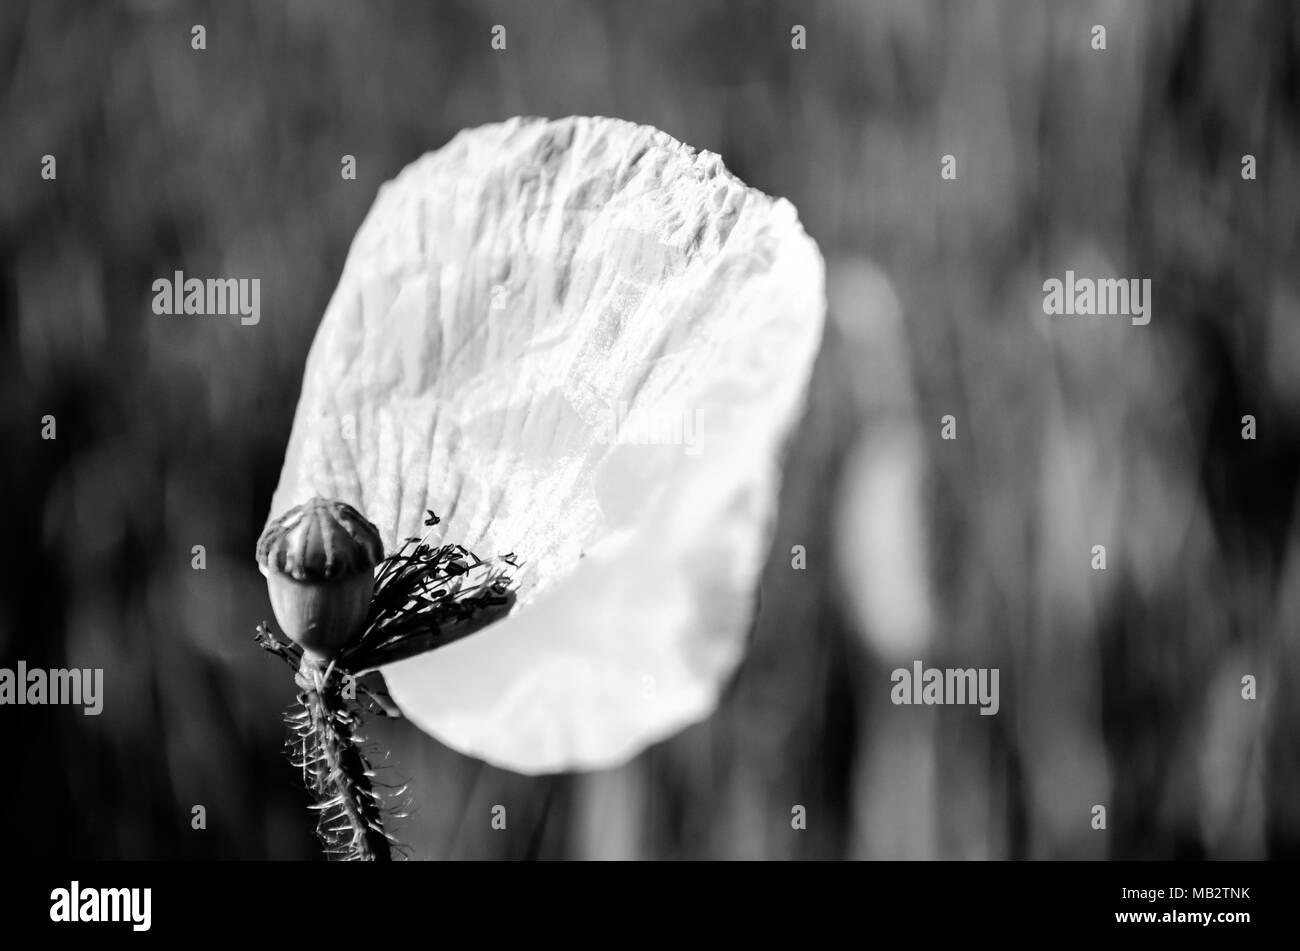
left=267, top=116, right=824, bottom=773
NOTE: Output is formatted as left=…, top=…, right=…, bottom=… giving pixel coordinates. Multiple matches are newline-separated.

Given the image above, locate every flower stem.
left=292, top=657, right=392, bottom=861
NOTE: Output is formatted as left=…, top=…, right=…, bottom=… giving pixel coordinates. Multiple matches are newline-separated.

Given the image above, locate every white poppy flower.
left=266, top=116, right=824, bottom=774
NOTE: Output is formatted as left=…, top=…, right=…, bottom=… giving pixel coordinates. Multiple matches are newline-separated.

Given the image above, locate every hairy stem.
left=293, top=658, right=392, bottom=861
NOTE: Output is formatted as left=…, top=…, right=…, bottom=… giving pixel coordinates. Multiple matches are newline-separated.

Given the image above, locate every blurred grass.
left=0, top=0, right=1297, bottom=858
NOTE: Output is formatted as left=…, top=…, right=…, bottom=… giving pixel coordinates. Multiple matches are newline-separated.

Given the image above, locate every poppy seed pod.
left=256, top=497, right=385, bottom=662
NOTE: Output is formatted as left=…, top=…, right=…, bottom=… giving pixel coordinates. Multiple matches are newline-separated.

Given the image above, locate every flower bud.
left=256, top=497, right=384, bottom=662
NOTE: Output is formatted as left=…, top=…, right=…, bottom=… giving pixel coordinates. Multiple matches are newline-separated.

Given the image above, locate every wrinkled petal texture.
left=269, top=116, right=825, bottom=773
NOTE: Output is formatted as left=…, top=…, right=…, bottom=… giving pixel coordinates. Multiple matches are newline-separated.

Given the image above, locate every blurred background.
left=1, top=0, right=1297, bottom=859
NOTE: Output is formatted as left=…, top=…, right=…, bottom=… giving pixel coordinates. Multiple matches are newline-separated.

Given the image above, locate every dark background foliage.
left=1, top=0, right=1296, bottom=859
